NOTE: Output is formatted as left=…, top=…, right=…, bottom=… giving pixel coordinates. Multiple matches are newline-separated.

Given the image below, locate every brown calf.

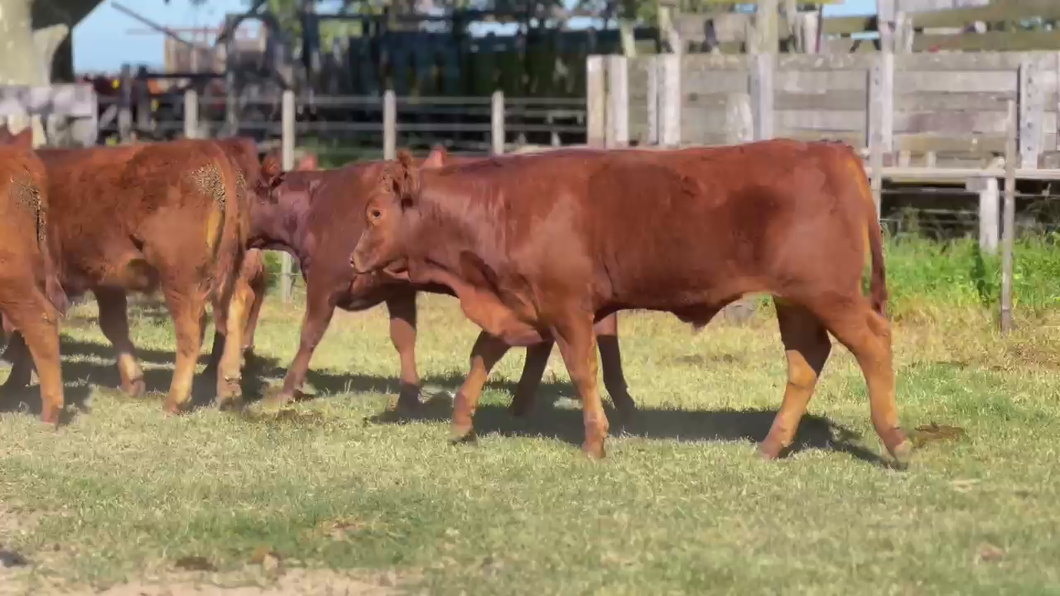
left=4, top=139, right=248, bottom=413
left=245, top=152, right=635, bottom=415
left=351, top=140, right=912, bottom=465
left=0, top=128, right=66, bottom=423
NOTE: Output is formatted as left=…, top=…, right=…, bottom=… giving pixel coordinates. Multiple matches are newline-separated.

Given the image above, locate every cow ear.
left=258, top=154, right=286, bottom=199
left=422, top=145, right=448, bottom=169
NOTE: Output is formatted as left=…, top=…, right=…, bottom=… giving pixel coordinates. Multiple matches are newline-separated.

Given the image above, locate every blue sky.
left=72, top=0, right=878, bottom=73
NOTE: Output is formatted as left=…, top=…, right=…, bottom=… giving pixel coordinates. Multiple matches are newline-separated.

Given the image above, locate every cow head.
left=0, top=127, right=33, bottom=149
left=351, top=148, right=445, bottom=274
left=254, top=154, right=286, bottom=202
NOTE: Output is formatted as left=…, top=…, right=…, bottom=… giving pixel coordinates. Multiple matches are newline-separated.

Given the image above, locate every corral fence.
left=590, top=49, right=1060, bottom=333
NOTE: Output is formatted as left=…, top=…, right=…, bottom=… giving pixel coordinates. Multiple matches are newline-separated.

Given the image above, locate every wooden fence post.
left=491, top=90, right=505, bottom=155
left=586, top=56, right=607, bottom=148
left=118, top=63, right=132, bottom=143
left=750, top=53, right=774, bottom=141
left=968, top=175, right=1000, bottom=254
left=1001, top=99, right=1017, bottom=334
left=183, top=88, right=198, bottom=139
left=383, top=89, right=396, bottom=160
left=868, top=51, right=894, bottom=218
left=1018, top=56, right=1045, bottom=170
left=647, top=56, right=659, bottom=145
left=280, top=89, right=296, bottom=303
left=606, top=55, right=629, bottom=148
left=224, top=14, right=239, bottom=136
left=659, top=54, right=682, bottom=147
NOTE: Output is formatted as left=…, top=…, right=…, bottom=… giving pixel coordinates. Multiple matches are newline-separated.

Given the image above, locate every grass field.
left=2, top=236, right=1060, bottom=595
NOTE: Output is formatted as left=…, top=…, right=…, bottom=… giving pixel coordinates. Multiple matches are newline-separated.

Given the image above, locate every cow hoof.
left=123, top=379, right=146, bottom=399
left=757, top=437, right=791, bottom=461
left=582, top=440, right=606, bottom=460
left=41, top=406, right=61, bottom=427
left=449, top=425, right=477, bottom=445
left=162, top=400, right=190, bottom=416
left=508, top=401, right=533, bottom=418
left=887, top=439, right=915, bottom=471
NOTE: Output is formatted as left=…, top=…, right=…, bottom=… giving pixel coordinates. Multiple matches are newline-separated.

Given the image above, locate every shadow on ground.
left=1, top=333, right=880, bottom=465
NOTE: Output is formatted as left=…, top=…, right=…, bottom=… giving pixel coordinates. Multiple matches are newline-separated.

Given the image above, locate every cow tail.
left=35, top=201, right=68, bottom=317
left=846, top=146, right=889, bottom=318
left=867, top=205, right=888, bottom=318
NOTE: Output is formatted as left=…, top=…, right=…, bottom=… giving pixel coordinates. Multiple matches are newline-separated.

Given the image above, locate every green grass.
left=2, top=236, right=1060, bottom=595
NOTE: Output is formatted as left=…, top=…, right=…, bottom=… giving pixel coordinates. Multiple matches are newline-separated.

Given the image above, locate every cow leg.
left=594, top=313, right=637, bottom=418
left=809, top=298, right=912, bottom=467
left=509, top=341, right=552, bottom=417
left=451, top=331, right=511, bottom=442
left=274, top=288, right=336, bottom=407
left=551, top=313, right=609, bottom=459
left=759, top=300, right=832, bottom=460
left=1, top=294, right=63, bottom=424
left=160, top=289, right=207, bottom=414
left=2, top=333, right=33, bottom=390
left=6, top=307, right=64, bottom=425
left=94, top=288, right=146, bottom=397
left=385, top=292, right=421, bottom=411
left=212, top=289, right=246, bottom=410
left=241, top=268, right=267, bottom=357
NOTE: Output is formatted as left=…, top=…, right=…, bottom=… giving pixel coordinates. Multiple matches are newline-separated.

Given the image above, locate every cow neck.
left=249, top=173, right=314, bottom=262
left=409, top=170, right=504, bottom=284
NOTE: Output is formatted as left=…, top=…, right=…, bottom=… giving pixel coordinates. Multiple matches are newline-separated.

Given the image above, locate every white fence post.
left=383, top=90, right=397, bottom=160
left=586, top=56, right=607, bottom=148
left=183, top=88, right=198, bottom=139
left=968, top=176, right=1000, bottom=254
left=606, top=55, right=629, bottom=148
left=491, top=90, right=505, bottom=155
left=659, top=54, right=682, bottom=148
left=280, top=89, right=296, bottom=303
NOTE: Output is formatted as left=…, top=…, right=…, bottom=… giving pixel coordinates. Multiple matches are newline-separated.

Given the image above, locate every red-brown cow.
left=245, top=152, right=635, bottom=416
left=0, top=128, right=66, bottom=423
left=350, top=141, right=913, bottom=466
left=3, top=139, right=249, bottom=413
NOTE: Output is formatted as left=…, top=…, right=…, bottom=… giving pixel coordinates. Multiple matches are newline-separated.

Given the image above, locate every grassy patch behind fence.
left=2, top=234, right=1060, bottom=595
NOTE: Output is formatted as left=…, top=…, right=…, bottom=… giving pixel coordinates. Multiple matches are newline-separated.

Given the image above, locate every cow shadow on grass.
left=368, top=383, right=884, bottom=466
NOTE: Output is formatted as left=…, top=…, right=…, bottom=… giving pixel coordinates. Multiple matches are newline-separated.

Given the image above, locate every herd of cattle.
left=0, top=127, right=912, bottom=467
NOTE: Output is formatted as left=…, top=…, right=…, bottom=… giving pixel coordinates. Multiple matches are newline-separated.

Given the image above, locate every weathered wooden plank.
left=725, top=93, right=754, bottom=144
left=776, top=109, right=866, bottom=132
left=681, top=54, right=753, bottom=72
left=683, top=70, right=751, bottom=95
left=684, top=93, right=733, bottom=109
left=777, top=53, right=876, bottom=71
left=646, top=56, right=658, bottom=145
left=586, top=56, right=606, bottom=148
left=775, top=70, right=869, bottom=93
left=661, top=54, right=682, bottom=147
left=682, top=110, right=738, bottom=138
left=751, top=53, right=774, bottom=140
left=894, top=110, right=1057, bottom=135
left=895, top=51, right=1054, bottom=72
left=1019, top=56, right=1047, bottom=167
left=894, top=71, right=1018, bottom=93
left=894, top=133, right=1006, bottom=154
left=606, top=55, right=629, bottom=148
left=913, top=30, right=1060, bottom=53
left=775, top=129, right=866, bottom=148
left=894, top=91, right=1017, bottom=111
left=775, top=90, right=867, bottom=111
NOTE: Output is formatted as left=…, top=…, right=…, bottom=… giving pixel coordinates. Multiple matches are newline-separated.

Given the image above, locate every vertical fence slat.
left=491, top=90, right=505, bottom=155
left=1001, top=98, right=1018, bottom=334
left=660, top=54, right=682, bottom=147
left=183, top=89, right=198, bottom=140
left=280, top=89, right=296, bottom=303
left=383, top=90, right=396, bottom=160
left=750, top=53, right=774, bottom=141
left=606, top=55, right=629, bottom=148
left=1018, top=56, right=1044, bottom=169
left=586, top=56, right=607, bottom=148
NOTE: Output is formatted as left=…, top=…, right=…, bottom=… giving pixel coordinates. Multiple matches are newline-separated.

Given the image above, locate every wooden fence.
left=591, top=51, right=1060, bottom=168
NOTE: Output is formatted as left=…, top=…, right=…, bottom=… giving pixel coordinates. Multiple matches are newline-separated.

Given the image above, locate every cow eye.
left=371, top=209, right=381, bottom=219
